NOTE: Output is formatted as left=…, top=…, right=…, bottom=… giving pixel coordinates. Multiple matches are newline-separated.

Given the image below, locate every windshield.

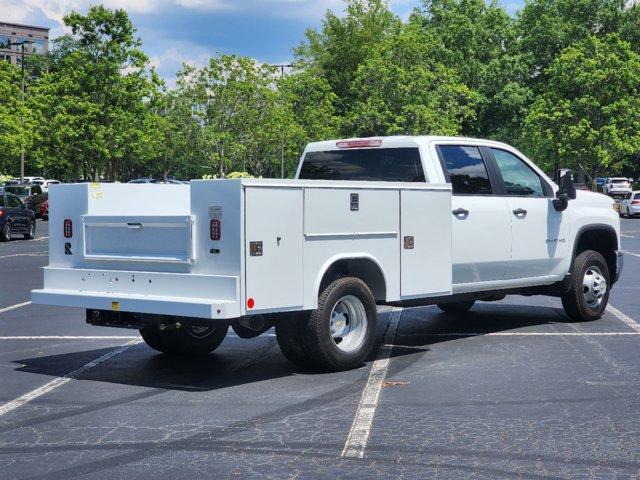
left=5, top=186, right=29, bottom=196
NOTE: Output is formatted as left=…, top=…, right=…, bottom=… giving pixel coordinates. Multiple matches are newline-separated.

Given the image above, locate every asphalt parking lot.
left=1, top=219, right=640, bottom=479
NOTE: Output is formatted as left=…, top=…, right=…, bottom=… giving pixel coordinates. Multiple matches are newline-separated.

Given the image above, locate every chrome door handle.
left=452, top=208, right=469, bottom=217
left=512, top=208, right=527, bottom=216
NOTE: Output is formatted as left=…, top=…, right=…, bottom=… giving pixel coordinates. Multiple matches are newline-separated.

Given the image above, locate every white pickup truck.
left=32, top=136, right=623, bottom=371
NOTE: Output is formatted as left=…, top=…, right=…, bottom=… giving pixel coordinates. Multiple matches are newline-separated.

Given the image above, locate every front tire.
left=285, top=277, right=377, bottom=372
left=0, top=222, right=11, bottom=242
left=561, top=250, right=610, bottom=322
left=140, top=321, right=228, bottom=356
left=437, top=301, right=475, bottom=314
left=24, top=221, right=35, bottom=240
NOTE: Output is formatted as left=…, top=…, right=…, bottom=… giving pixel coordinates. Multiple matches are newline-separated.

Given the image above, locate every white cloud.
left=149, top=41, right=215, bottom=87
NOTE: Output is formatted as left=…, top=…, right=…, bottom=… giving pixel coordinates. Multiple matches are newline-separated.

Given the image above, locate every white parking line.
left=606, top=304, right=640, bottom=333
left=0, top=253, right=47, bottom=259
left=623, top=250, right=640, bottom=259
left=396, top=331, right=640, bottom=337
left=0, top=336, right=138, bottom=340
left=620, top=234, right=635, bottom=238
left=0, top=301, right=31, bottom=314
left=341, top=307, right=401, bottom=459
left=0, top=338, right=141, bottom=418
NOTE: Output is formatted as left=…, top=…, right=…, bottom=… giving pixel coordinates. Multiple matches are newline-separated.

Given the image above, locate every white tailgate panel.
left=400, top=190, right=452, bottom=297
left=83, top=215, right=192, bottom=264
left=245, top=187, right=304, bottom=312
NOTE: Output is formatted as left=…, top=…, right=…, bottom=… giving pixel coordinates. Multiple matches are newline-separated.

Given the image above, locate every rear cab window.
left=298, top=148, right=425, bottom=182
left=0, top=196, right=4, bottom=207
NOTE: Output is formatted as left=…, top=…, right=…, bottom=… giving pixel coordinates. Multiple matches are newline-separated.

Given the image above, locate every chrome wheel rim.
left=330, top=295, right=367, bottom=352
left=185, top=325, right=214, bottom=338
left=583, top=265, right=607, bottom=310
left=4, top=224, right=10, bottom=241
left=29, top=223, right=35, bottom=238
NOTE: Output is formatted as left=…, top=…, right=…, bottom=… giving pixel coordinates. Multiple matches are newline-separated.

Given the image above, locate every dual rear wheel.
left=276, top=277, right=378, bottom=371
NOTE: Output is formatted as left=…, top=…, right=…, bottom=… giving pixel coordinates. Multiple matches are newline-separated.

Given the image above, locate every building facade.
left=0, top=22, right=49, bottom=66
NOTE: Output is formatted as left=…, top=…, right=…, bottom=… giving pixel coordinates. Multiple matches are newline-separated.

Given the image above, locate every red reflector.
left=336, top=138, right=382, bottom=149
left=210, top=218, right=221, bottom=241
left=632, top=200, right=640, bottom=205
left=63, top=219, right=73, bottom=238
left=247, top=298, right=255, bottom=309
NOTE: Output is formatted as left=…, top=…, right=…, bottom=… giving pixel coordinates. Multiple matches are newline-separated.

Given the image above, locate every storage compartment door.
left=400, top=190, right=452, bottom=297
left=83, top=215, right=193, bottom=264
left=245, top=187, right=303, bottom=312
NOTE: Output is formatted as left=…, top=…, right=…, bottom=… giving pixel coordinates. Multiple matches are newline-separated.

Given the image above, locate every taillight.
left=210, top=218, right=221, bottom=241
left=63, top=219, right=73, bottom=238
left=632, top=200, right=640, bottom=205
left=0, top=209, right=4, bottom=218
left=336, top=138, right=382, bottom=149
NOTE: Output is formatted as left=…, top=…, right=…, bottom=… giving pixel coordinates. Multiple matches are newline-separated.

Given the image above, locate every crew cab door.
left=487, top=147, right=570, bottom=279
left=437, top=145, right=511, bottom=284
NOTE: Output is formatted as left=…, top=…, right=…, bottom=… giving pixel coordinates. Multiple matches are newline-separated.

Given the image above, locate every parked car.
left=0, top=193, right=36, bottom=241
left=4, top=184, right=46, bottom=217
left=44, top=179, right=60, bottom=191
left=620, top=191, right=640, bottom=218
left=603, top=177, right=633, bottom=198
left=40, top=198, right=49, bottom=220
left=20, top=176, right=45, bottom=185
left=32, top=136, right=623, bottom=372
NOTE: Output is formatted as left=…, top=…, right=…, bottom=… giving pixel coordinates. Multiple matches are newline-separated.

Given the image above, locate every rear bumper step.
left=32, top=289, right=240, bottom=320
left=32, top=267, right=241, bottom=320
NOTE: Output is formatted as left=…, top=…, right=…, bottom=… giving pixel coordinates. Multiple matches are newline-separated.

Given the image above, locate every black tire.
left=437, top=301, right=475, bottom=314
left=0, top=222, right=11, bottom=242
left=275, top=312, right=316, bottom=369
left=295, top=277, right=378, bottom=372
left=24, top=221, right=35, bottom=240
left=561, top=250, right=610, bottom=322
left=140, top=321, right=228, bottom=356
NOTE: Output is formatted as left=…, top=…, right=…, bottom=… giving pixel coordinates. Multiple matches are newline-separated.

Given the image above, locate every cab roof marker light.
left=336, top=139, right=383, bottom=149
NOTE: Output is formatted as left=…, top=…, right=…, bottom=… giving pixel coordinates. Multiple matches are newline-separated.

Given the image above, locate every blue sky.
left=2, top=0, right=525, bottom=85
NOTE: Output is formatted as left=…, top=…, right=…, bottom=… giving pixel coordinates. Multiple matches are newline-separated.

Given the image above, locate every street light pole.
left=273, top=63, right=292, bottom=179
left=9, top=40, right=32, bottom=182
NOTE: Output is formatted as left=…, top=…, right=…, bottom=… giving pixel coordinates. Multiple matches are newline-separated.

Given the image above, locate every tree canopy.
left=0, top=0, right=639, bottom=181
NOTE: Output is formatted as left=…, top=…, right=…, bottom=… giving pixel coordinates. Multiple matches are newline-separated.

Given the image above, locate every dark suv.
left=0, top=193, right=36, bottom=241
left=4, top=184, right=46, bottom=217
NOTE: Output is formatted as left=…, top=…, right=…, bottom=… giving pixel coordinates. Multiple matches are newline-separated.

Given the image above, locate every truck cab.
left=32, top=136, right=622, bottom=371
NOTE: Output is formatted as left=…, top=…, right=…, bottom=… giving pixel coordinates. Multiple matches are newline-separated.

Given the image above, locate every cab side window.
left=491, top=148, right=546, bottom=197
left=438, top=145, right=493, bottom=195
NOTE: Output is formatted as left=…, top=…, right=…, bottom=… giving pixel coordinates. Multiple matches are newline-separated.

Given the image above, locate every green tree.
left=522, top=34, right=640, bottom=179
left=278, top=67, right=340, bottom=174
left=176, top=55, right=284, bottom=177
left=414, top=0, right=529, bottom=141
left=345, top=19, right=478, bottom=136
left=0, top=61, right=30, bottom=175
left=517, top=0, right=628, bottom=86
left=295, top=0, right=401, bottom=118
left=29, top=6, right=160, bottom=180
